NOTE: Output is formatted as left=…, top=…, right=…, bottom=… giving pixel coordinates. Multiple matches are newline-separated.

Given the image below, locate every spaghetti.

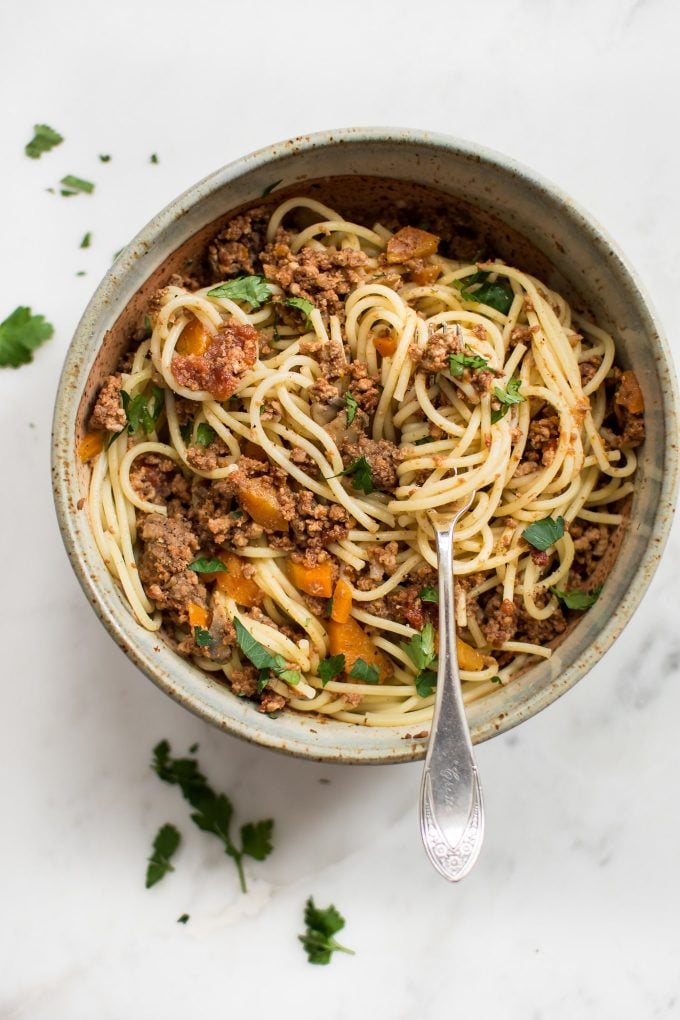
left=82, top=195, right=644, bottom=727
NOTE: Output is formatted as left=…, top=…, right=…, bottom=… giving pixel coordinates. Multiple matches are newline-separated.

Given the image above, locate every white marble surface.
left=2, top=1, right=680, bottom=1016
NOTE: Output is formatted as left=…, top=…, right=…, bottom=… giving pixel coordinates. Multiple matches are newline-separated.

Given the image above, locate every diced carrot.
left=373, top=334, right=397, bottom=357
left=411, top=264, right=441, bottom=286
left=188, top=602, right=209, bottom=629
left=211, top=553, right=262, bottom=607
left=237, top=477, right=289, bottom=532
left=330, top=578, right=353, bottom=623
left=457, top=637, right=485, bottom=672
left=386, top=226, right=440, bottom=264
left=287, top=559, right=334, bottom=599
left=176, top=316, right=212, bottom=357
left=327, top=617, right=393, bottom=683
left=615, top=370, right=644, bottom=415
left=78, top=431, right=105, bottom=462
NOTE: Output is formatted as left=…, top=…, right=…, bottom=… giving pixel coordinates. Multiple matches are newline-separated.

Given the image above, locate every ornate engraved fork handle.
left=419, top=517, right=485, bottom=882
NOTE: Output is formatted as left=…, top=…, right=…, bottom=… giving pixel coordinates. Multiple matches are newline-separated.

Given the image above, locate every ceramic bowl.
left=52, top=128, right=679, bottom=763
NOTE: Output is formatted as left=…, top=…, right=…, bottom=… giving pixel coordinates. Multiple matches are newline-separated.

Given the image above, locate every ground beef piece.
left=509, top=325, right=538, bottom=349
left=568, top=521, right=611, bottom=584
left=524, top=413, right=561, bottom=467
left=409, top=326, right=462, bottom=374
left=207, top=206, right=268, bottom=279
left=366, top=542, right=399, bottom=581
left=173, top=397, right=197, bottom=426
left=138, top=514, right=207, bottom=622
left=290, top=447, right=321, bottom=478
left=309, top=377, right=340, bottom=403
left=230, top=666, right=259, bottom=698
left=384, top=584, right=433, bottom=631
left=186, top=439, right=232, bottom=472
left=190, top=477, right=264, bottom=548
left=130, top=454, right=189, bottom=507
left=515, top=602, right=568, bottom=645
left=90, top=374, right=126, bottom=432
left=260, top=399, right=282, bottom=422
left=262, top=230, right=368, bottom=318
left=347, top=361, right=381, bottom=415
left=300, top=336, right=347, bottom=379
left=478, top=594, right=519, bottom=648
left=172, top=318, right=258, bottom=401
left=290, top=491, right=352, bottom=548
left=339, top=435, right=400, bottom=491
left=259, top=691, right=286, bottom=714
left=579, top=357, right=602, bottom=387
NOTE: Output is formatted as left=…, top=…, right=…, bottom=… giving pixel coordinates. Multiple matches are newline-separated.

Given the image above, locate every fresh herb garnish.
left=299, top=897, right=355, bottom=965
left=491, top=377, right=525, bottom=423
left=414, top=435, right=435, bottom=446
left=318, top=654, right=346, bottom=686
left=25, top=124, right=63, bottom=159
left=188, top=557, right=227, bottom=574
left=177, top=913, right=189, bottom=924
left=193, top=625, right=212, bottom=647
left=80, top=232, right=92, bottom=249
left=345, top=392, right=358, bottom=426
left=419, top=585, right=439, bottom=603
left=349, top=658, right=379, bottom=684
left=449, top=350, right=489, bottom=378
left=522, top=516, right=565, bottom=551
left=261, top=179, right=283, bottom=197
left=285, top=296, right=315, bottom=326
left=0, top=306, right=54, bottom=368
left=550, top=584, right=602, bottom=610
left=207, top=275, right=272, bottom=310
left=60, top=174, right=95, bottom=195
left=152, top=740, right=274, bottom=893
left=99, top=154, right=111, bottom=162
left=145, top=823, right=181, bottom=888
left=150, top=153, right=159, bottom=164
left=452, top=269, right=489, bottom=291
left=415, top=668, right=438, bottom=698
left=491, top=675, right=503, bottom=685
left=195, top=422, right=216, bottom=447
left=331, top=456, right=374, bottom=494
left=179, top=421, right=193, bottom=444
left=120, top=384, right=164, bottom=435
left=462, top=279, right=514, bottom=315
left=76, top=271, right=86, bottom=277
left=144, top=314, right=153, bottom=338
left=234, top=618, right=301, bottom=687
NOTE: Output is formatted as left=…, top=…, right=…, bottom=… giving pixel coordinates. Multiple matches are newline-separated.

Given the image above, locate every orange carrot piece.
left=212, top=553, right=262, bottom=607
left=237, top=477, right=289, bottom=532
left=373, top=334, right=397, bottom=357
left=188, top=602, right=209, bottom=629
left=330, top=578, right=353, bottom=623
left=175, top=316, right=211, bottom=357
left=386, top=226, right=439, bottom=263
left=288, top=559, right=334, bottom=599
left=457, top=637, right=485, bottom=672
left=327, top=617, right=393, bottom=682
left=78, top=431, right=105, bottom=462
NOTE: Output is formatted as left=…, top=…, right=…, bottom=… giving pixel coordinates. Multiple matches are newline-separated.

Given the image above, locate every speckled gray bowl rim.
left=52, top=127, right=679, bottom=764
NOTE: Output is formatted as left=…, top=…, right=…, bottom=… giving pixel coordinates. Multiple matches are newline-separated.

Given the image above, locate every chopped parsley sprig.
left=25, top=124, right=63, bottom=159
left=0, top=306, right=54, bottom=368
left=145, top=823, right=181, bottom=888
left=121, top=385, right=164, bottom=435
left=207, top=275, right=272, bottom=309
left=550, top=584, right=602, bottom=610
left=299, top=897, right=355, bottom=965
left=234, top=618, right=301, bottom=688
left=491, top=377, right=525, bottom=423
left=522, top=516, right=565, bottom=551
left=400, top=622, right=438, bottom=698
left=152, top=740, right=273, bottom=893
left=329, top=456, right=374, bottom=494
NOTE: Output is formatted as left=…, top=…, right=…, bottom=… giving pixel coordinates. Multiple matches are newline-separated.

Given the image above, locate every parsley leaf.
left=415, top=668, right=437, bottom=698
left=145, top=823, right=181, bottom=888
left=285, top=296, right=315, bottom=326
left=419, top=585, right=438, bottom=603
left=193, top=625, right=212, bottom=647
left=99, top=154, right=111, bottom=163
left=207, top=275, right=272, bottom=309
left=550, top=584, right=602, bottom=610
left=80, top=232, right=92, bottom=249
left=491, top=675, right=503, bottom=685
left=491, top=377, right=525, bottom=423
left=414, top=435, right=435, bottom=446
left=188, top=557, right=227, bottom=573
left=345, top=392, right=358, bottom=426
left=234, top=618, right=300, bottom=687
left=400, top=622, right=437, bottom=672
left=120, top=384, right=164, bottom=435
left=0, top=306, right=54, bottom=368
left=349, top=658, right=379, bottom=684
left=449, top=350, right=489, bottom=378
left=462, top=279, right=514, bottom=315
left=177, top=913, right=189, bottom=924
left=150, top=153, right=159, bottom=164
left=318, top=654, right=346, bottom=686
left=25, top=124, right=63, bottom=159
left=522, top=516, right=565, bottom=551
left=195, top=422, right=216, bottom=447
left=261, top=179, right=283, bottom=197
left=332, top=456, right=374, bottom=494
left=299, top=897, right=355, bottom=965
left=60, top=174, right=95, bottom=195
left=179, top=421, right=193, bottom=444
left=151, top=740, right=274, bottom=893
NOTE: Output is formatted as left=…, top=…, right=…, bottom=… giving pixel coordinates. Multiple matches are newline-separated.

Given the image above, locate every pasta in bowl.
left=53, top=131, right=677, bottom=762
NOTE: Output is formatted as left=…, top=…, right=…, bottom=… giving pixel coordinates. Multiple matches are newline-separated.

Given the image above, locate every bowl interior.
left=53, top=130, right=678, bottom=763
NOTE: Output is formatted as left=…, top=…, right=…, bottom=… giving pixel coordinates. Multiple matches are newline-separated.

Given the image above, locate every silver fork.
left=419, top=494, right=485, bottom=882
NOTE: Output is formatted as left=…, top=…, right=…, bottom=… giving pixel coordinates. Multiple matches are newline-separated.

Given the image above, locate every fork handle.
left=419, top=521, right=485, bottom=881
